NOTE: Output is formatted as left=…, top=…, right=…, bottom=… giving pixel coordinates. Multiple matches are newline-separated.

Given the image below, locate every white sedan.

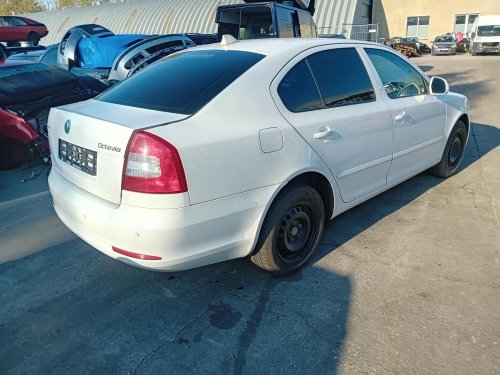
left=48, top=37, right=470, bottom=275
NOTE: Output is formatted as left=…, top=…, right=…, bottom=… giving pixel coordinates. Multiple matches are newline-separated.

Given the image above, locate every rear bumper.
left=49, top=166, right=275, bottom=271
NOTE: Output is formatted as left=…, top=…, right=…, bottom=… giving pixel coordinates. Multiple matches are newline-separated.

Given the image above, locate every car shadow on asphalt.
left=0, top=236, right=351, bottom=374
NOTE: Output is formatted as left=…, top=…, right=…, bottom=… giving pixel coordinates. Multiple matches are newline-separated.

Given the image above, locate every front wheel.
left=430, top=121, right=467, bottom=178
left=251, top=185, right=325, bottom=276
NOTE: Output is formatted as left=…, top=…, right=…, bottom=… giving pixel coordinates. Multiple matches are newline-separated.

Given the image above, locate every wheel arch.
left=249, top=169, right=336, bottom=256
left=450, top=113, right=470, bottom=146
left=285, top=172, right=335, bottom=220
left=458, top=113, right=470, bottom=135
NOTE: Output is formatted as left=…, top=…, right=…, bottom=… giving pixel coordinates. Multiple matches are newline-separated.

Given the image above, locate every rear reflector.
left=112, top=246, right=162, bottom=261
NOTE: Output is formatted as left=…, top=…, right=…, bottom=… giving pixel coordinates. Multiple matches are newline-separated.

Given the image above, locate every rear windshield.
left=98, top=49, right=265, bottom=115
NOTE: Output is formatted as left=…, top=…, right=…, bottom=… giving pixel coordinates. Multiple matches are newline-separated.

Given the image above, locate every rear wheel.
left=251, top=185, right=325, bottom=276
left=430, top=121, right=467, bottom=178
left=27, top=32, right=40, bottom=46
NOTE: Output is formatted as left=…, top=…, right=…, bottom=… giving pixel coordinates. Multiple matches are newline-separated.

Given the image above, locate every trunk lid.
left=48, top=100, right=188, bottom=204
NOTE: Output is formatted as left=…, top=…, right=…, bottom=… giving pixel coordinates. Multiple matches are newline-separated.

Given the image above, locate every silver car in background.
left=431, top=35, right=457, bottom=55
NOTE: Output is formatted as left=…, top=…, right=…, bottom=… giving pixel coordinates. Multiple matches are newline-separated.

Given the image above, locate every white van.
left=471, top=15, right=500, bottom=55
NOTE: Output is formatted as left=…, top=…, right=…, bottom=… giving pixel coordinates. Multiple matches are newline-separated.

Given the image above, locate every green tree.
left=0, top=0, right=44, bottom=14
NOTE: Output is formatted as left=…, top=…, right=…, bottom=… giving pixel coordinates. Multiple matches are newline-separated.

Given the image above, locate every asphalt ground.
left=0, top=53, right=499, bottom=374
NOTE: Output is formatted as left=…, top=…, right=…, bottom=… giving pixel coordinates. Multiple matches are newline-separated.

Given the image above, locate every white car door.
left=363, top=47, right=447, bottom=184
left=271, top=45, right=394, bottom=203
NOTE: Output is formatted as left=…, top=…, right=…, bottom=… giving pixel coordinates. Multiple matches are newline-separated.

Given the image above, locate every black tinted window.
left=98, top=50, right=264, bottom=115
left=365, top=48, right=427, bottom=99
left=307, top=48, right=375, bottom=108
left=278, top=59, right=323, bottom=112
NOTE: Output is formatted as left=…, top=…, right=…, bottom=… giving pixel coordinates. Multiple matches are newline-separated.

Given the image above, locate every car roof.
left=191, top=37, right=381, bottom=57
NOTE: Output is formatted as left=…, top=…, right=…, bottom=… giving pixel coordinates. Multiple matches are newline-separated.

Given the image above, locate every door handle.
left=314, top=126, right=334, bottom=139
left=394, top=111, right=407, bottom=121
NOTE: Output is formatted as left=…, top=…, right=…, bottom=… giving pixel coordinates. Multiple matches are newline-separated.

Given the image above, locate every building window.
left=406, top=16, right=429, bottom=39
left=454, top=14, right=479, bottom=36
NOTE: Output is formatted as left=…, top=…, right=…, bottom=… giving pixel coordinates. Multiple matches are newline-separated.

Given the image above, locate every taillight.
left=123, top=131, right=187, bottom=194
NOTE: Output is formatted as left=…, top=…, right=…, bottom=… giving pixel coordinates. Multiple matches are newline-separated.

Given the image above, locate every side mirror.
left=471, top=32, right=476, bottom=39
left=429, top=76, right=449, bottom=95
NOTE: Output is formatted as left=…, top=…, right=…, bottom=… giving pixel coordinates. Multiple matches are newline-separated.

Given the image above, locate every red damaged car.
left=0, top=58, right=105, bottom=169
left=0, top=16, right=48, bottom=46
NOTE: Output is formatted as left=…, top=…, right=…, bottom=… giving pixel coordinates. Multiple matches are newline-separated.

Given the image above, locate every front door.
left=363, top=47, right=447, bottom=184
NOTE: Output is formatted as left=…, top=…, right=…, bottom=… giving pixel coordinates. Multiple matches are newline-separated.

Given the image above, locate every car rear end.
left=48, top=103, right=202, bottom=269
left=19, top=17, right=48, bottom=38
left=48, top=46, right=280, bottom=271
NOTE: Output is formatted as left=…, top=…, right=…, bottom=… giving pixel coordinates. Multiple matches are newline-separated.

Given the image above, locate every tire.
left=0, top=43, right=6, bottom=60
left=430, top=121, right=467, bottom=178
left=251, top=184, right=325, bottom=276
left=27, top=32, right=40, bottom=46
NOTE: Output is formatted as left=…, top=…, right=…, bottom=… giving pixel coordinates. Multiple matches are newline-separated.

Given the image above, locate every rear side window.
left=278, top=60, right=323, bottom=112
left=98, top=50, right=264, bottom=115
left=307, top=48, right=375, bottom=108
left=12, top=17, right=28, bottom=26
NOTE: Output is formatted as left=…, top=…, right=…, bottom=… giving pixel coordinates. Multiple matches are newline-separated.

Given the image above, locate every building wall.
left=24, top=0, right=369, bottom=45
left=373, top=0, right=500, bottom=42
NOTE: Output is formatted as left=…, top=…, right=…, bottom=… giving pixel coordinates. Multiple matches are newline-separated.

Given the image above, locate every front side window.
left=0, top=17, right=14, bottom=26
left=98, top=50, right=264, bottom=115
left=406, top=16, right=429, bottom=39
left=365, top=48, right=427, bottom=99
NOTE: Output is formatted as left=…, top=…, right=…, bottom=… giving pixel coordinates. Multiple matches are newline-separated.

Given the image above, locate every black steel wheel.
left=251, top=184, right=325, bottom=275
left=430, top=120, right=467, bottom=178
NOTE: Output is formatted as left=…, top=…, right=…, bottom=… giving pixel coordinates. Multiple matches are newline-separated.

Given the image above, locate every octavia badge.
left=64, top=120, right=71, bottom=134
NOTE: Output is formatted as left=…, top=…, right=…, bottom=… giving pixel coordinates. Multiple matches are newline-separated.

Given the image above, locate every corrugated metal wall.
left=23, top=0, right=360, bottom=45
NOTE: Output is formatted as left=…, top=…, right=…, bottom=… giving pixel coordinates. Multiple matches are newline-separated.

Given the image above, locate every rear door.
left=271, top=45, right=394, bottom=203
